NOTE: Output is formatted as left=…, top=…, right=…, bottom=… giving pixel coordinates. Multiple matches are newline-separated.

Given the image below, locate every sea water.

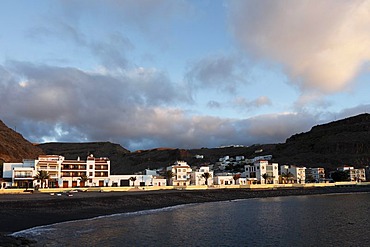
left=13, top=193, right=370, bottom=246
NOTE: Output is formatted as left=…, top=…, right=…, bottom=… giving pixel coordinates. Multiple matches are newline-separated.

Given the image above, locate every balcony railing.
left=14, top=175, right=33, bottom=179
left=95, top=173, right=108, bottom=177
left=62, top=172, right=87, bottom=177
left=62, top=166, right=87, bottom=170
left=95, top=166, right=109, bottom=170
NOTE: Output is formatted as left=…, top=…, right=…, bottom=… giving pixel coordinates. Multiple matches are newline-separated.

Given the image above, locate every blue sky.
left=0, top=0, right=369, bottom=151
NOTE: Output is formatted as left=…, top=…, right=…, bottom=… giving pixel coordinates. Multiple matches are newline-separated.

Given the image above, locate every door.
left=63, top=181, right=69, bottom=188
left=120, top=179, right=130, bottom=187
left=99, top=180, right=104, bottom=187
left=72, top=181, right=77, bottom=187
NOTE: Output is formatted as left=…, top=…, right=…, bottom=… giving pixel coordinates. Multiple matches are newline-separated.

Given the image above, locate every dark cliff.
left=0, top=120, right=44, bottom=163
left=272, top=113, right=370, bottom=170
left=2, top=113, right=369, bottom=174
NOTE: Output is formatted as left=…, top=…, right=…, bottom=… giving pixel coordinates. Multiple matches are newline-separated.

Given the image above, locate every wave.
left=11, top=202, right=200, bottom=238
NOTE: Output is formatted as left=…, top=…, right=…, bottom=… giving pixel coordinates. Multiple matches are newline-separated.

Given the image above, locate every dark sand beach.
left=1, top=186, right=370, bottom=246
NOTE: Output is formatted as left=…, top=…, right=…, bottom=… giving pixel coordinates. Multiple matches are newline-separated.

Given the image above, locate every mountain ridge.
left=1, top=113, right=369, bottom=174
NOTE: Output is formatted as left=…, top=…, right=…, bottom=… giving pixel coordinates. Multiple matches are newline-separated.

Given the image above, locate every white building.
left=109, top=174, right=166, bottom=187
left=337, top=166, right=366, bottom=182
left=213, top=175, right=235, bottom=185
left=280, top=165, right=306, bottom=184
left=167, top=161, right=192, bottom=186
left=2, top=159, right=36, bottom=188
left=3, top=154, right=170, bottom=188
left=244, top=160, right=279, bottom=184
left=190, top=166, right=214, bottom=186
left=3, top=154, right=111, bottom=188
left=306, top=168, right=325, bottom=183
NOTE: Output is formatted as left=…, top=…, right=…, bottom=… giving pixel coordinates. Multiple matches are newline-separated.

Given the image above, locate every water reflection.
left=16, top=193, right=370, bottom=246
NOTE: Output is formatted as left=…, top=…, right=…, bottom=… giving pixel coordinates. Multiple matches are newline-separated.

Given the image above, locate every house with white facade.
left=213, top=174, right=235, bottom=185
left=166, top=161, right=192, bottom=186
left=280, top=165, right=306, bottom=184
left=244, top=160, right=279, bottom=184
left=109, top=174, right=166, bottom=187
left=190, top=166, right=214, bottom=186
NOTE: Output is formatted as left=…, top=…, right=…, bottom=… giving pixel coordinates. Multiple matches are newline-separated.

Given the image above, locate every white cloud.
left=229, top=0, right=370, bottom=94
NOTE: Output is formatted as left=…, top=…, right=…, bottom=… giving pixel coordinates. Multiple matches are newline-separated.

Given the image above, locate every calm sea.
left=13, top=193, right=370, bottom=247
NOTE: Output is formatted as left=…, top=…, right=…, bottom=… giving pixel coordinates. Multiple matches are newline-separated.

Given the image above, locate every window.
left=89, top=172, right=93, bottom=176
left=90, top=165, right=93, bottom=169
left=183, top=169, right=186, bottom=172
left=183, top=175, right=186, bottom=179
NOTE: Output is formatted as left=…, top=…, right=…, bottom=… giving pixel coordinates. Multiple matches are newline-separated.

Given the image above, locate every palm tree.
left=33, top=170, right=50, bottom=188
left=201, top=172, right=212, bottom=186
left=262, top=173, right=269, bottom=184
left=165, top=170, right=175, bottom=185
left=79, top=174, right=89, bottom=187
left=129, top=176, right=137, bottom=187
left=282, top=171, right=294, bottom=184
left=233, top=174, right=241, bottom=185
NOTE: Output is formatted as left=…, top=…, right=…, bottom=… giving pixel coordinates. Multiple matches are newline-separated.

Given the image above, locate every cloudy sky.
left=0, top=0, right=369, bottom=151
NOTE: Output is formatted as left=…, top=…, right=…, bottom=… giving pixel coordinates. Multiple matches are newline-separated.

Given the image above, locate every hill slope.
left=272, top=113, right=370, bottom=170
left=2, top=113, right=370, bottom=174
left=0, top=120, right=44, bottom=163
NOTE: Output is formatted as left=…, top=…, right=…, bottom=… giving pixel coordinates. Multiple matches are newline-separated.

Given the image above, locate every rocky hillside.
left=272, top=113, right=370, bottom=170
left=1, top=113, right=369, bottom=175
left=0, top=120, right=44, bottom=163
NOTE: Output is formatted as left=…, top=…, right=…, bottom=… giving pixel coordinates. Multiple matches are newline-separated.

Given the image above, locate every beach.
left=1, top=186, right=370, bottom=246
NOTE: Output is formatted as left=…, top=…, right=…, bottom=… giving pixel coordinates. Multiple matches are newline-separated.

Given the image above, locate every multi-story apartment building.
left=337, top=166, right=366, bottom=182
left=306, top=168, right=325, bottom=183
left=190, top=166, right=214, bottom=186
left=280, top=165, right=306, bottom=184
left=2, top=159, right=36, bottom=188
left=3, top=154, right=110, bottom=188
left=167, top=161, right=192, bottom=186
left=244, top=160, right=279, bottom=184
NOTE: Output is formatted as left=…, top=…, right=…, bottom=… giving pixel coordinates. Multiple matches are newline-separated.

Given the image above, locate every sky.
left=0, top=0, right=369, bottom=151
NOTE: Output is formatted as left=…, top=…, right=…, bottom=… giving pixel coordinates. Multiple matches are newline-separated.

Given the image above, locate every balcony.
left=95, top=172, right=108, bottom=177
left=95, top=165, right=109, bottom=171
left=62, top=172, right=86, bottom=177
left=62, top=165, right=87, bottom=170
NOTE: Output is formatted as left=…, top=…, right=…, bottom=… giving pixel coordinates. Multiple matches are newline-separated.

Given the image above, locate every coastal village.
left=1, top=150, right=370, bottom=192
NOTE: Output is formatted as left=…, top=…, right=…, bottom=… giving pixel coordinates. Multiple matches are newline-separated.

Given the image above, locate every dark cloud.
left=1, top=63, right=367, bottom=151
left=0, top=62, right=192, bottom=149
left=207, top=100, right=221, bottom=109
left=185, top=54, right=249, bottom=93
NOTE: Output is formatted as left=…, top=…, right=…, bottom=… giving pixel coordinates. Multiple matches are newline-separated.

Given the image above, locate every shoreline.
left=1, top=186, right=370, bottom=246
